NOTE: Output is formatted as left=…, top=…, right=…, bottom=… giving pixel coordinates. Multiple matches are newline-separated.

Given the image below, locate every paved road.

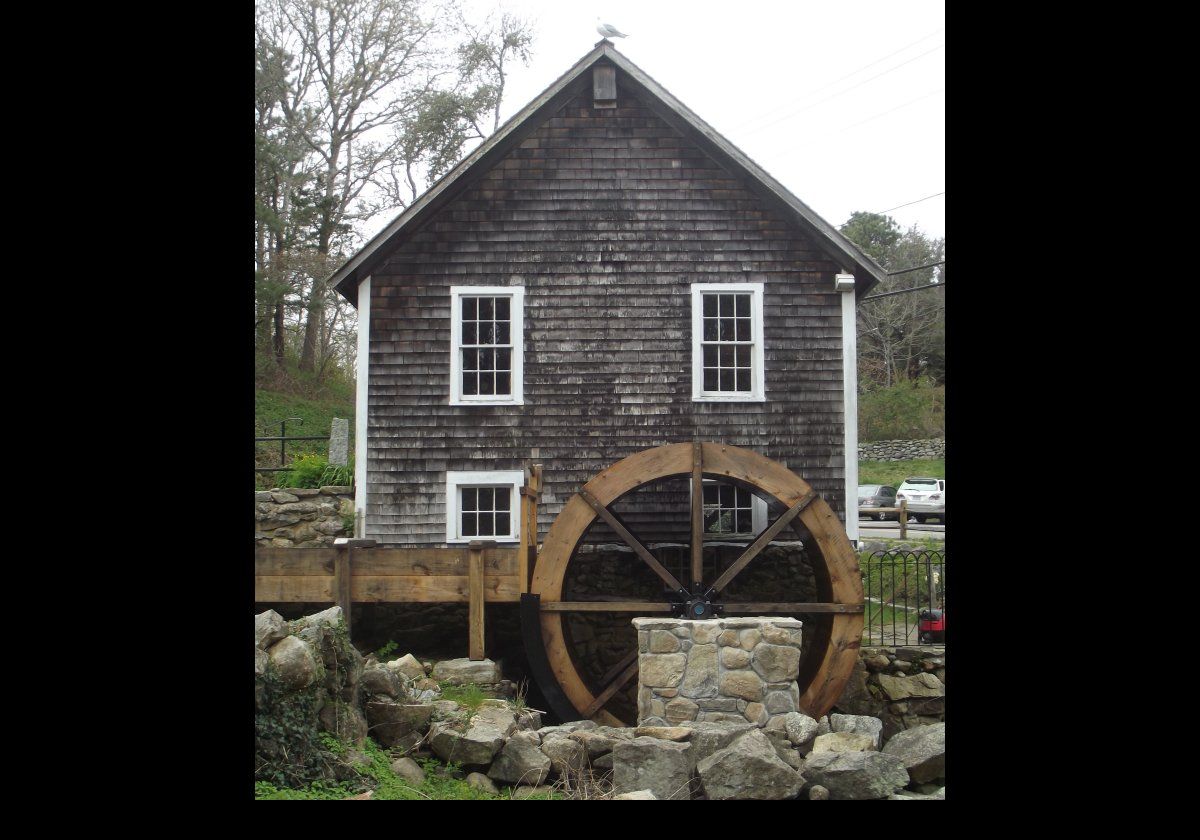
left=857, top=517, right=945, bottom=541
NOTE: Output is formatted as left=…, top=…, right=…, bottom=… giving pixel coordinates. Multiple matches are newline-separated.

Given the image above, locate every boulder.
left=612, top=736, right=694, bottom=801
left=267, top=636, right=319, bottom=690
left=516, top=709, right=543, bottom=731
left=318, top=702, right=368, bottom=745
left=255, top=610, right=289, bottom=649
left=364, top=700, right=434, bottom=747
left=537, top=720, right=597, bottom=738
left=429, top=706, right=518, bottom=766
left=830, top=714, right=884, bottom=749
left=639, top=653, right=687, bottom=688
left=801, top=751, right=909, bottom=800
left=634, top=726, right=693, bottom=742
left=811, top=732, right=876, bottom=753
left=613, top=790, right=658, bottom=800
left=466, top=772, right=499, bottom=795
left=387, top=653, right=427, bottom=681
left=782, top=712, right=821, bottom=750
left=877, top=672, right=945, bottom=701
left=881, top=722, right=945, bottom=784
left=431, top=657, right=501, bottom=685
left=569, top=730, right=620, bottom=759
left=681, top=721, right=756, bottom=764
left=540, top=735, right=588, bottom=778
left=489, top=732, right=553, bottom=786
left=697, top=729, right=805, bottom=800
left=291, top=606, right=344, bottom=631
left=254, top=646, right=269, bottom=677
left=719, top=670, right=764, bottom=702
left=510, top=785, right=557, bottom=800
left=390, top=757, right=426, bottom=787
left=361, top=665, right=405, bottom=699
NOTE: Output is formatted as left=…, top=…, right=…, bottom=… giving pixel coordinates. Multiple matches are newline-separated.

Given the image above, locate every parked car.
left=857, top=484, right=899, bottom=521
left=896, top=477, right=946, bottom=524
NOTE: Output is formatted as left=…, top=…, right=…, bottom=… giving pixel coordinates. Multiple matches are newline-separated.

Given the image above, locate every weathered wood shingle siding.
left=366, top=83, right=845, bottom=545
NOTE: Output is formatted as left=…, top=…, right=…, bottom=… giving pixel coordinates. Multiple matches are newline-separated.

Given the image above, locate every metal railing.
left=255, top=417, right=330, bottom=473
left=861, top=548, right=945, bottom=646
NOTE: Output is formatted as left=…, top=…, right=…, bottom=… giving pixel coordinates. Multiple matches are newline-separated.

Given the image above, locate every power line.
left=862, top=278, right=946, bottom=302
left=836, top=192, right=945, bottom=229
left=888, top=260, right=945, bottom=276
left=742, top=43, right=945, bottom=138
left=736, top=27, right=945, bottom=135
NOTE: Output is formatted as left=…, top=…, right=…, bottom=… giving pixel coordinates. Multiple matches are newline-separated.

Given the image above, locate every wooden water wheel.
left=525, top=442, right=863, bottom=726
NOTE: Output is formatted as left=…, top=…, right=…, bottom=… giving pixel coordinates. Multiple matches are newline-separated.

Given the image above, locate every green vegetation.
left=254, top=665, right=334, bottom=789
left=280, top=452, right=355, bottom=489
left=438, top=683, right=487, bottom=712
left=374, top=640, right=400, bottom=661
left=858, top=458, right=945, bottom=489
left=858, top=379, right=944, bottom=441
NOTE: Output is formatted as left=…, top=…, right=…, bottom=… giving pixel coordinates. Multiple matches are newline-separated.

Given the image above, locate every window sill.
left=692, top=394, right=766, bottom=403
left=447, top=537, right=520, bottom=544
left=449, top=398, right=525, bottom=406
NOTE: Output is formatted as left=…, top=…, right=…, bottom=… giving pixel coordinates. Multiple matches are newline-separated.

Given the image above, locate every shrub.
left=281, top=454, right=354, bottom=489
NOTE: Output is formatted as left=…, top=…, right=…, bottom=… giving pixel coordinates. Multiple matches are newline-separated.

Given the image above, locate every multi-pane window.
left=698, top=479, right=769, bottom=538
left=445, top=470, right=523, bottom=543
left=450, top=287, right=524, bottom=405
left=704, top=482, right=755, bottom=535
left=458, top=486, right=512, bottom=538
left=691, top=283, right=764, bottom=401
left=460, top=296, right=512, bottom=397
left=701, top=292, right=753, bottom=392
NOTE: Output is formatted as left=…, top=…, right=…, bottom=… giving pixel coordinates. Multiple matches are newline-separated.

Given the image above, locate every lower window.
left=702, top=479, right=768, bottom=537
left=445, top=470, right=523, bottom=543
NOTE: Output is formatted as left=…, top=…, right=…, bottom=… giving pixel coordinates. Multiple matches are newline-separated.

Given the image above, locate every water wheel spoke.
left=708, top=490, right=818, bottom=594
left=541, top=601, right=673, bottom=612
left=690, top=440, right=704, bottom=589
left=578, top=488, right=686, bottom=594
left=583, top=655, right=640, bottom=718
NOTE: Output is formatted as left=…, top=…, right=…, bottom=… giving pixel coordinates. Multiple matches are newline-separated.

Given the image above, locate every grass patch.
left=859, top=379, right=944, bottom=440
left=858, top=458, right=945, bottom=489
left=437, top=683, right=487, bottom=712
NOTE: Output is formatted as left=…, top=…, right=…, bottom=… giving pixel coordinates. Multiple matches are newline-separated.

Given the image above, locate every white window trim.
left=445, top=470, right=523, bottom=544
left=695, top=479, right=769, bottom=538
left=354, top=275, right=371, bottom=537
left=450, top=286, right=524, bottom=406
left=691, top=282, right=766, bottom=402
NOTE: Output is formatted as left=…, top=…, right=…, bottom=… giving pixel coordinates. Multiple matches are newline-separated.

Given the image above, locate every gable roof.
left=330, top=40, right=888, bottom=306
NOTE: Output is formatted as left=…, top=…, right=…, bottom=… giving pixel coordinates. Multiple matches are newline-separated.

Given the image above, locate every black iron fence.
left=255, top=417, right=330, bottom=473
left=861, top=548, right=946, bottom=646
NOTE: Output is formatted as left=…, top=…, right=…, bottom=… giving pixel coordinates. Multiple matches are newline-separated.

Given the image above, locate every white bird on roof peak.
left=596, top=18, right=629, bottom=39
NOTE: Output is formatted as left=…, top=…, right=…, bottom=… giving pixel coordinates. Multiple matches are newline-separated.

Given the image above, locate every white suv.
left=896, top=477, right=946, bottom=524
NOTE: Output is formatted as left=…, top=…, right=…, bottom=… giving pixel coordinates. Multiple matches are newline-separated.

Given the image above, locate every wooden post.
left=518, top=465, right=542, bottom=595
left=468, top=540, right=495, bottom=660
left=899, top=499, right=908, bottom=540
left=332, top=538, right=375, bottom=640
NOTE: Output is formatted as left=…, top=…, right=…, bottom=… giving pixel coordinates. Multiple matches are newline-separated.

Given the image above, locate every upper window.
left=691, top=283, right=765, bottom=401
left=450, top=286, right=524, bottom=405
left=445, top=470, right=523, bottom=543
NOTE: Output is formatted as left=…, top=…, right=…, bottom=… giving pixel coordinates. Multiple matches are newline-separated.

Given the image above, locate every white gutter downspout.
left=836, top=273, right=859, bottom=546
left=354, top=276, right=371, bottom=538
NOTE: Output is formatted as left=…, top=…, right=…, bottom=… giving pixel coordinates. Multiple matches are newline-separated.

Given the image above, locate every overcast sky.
left=369, top=0, right=945, bottom=244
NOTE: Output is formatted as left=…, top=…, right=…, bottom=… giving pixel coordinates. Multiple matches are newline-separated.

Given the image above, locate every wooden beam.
left=690, top=440, right=704, bottom=590
left=583, top=658, right=639, bottom=718
left=577, top=489, right=686, bottom=595
left=708, top=490, right=818, bottom=594
left=518, top=464, right=542, bottom=594
left=724, top=603, right=864, bottom=613
left=540, top=601, right=674, bottom=612
left=597, top=648, right=639, bottom=687
left=468, top=541, right=493, bottom=660
left=254, top=546, right=518, bottom=577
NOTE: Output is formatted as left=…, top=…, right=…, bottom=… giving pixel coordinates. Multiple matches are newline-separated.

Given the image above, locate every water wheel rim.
left=530, top=442, right=864, bottom=724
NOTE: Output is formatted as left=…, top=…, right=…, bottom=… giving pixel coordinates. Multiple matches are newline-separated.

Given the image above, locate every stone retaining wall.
left=255, top=486, right=355, bottom=547
left=833, top=645, right=946, bottom=742
left=857, top=438, right=945, bottom=462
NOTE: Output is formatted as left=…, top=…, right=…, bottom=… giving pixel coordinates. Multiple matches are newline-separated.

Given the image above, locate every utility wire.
left=742, top=43, right=945, bottom=137
left=736, top=27, right=945, bottom=134
left=887, top=260, right=945, bottom=276
left=862, top=279, right=947, bottom=302
left=836, top=192, right=945, bottom=230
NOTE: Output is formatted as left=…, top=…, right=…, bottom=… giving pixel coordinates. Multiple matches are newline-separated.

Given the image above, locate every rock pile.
left=833, top=646, right=946, bottom=742
left=255, top=607, right=946, bottom=799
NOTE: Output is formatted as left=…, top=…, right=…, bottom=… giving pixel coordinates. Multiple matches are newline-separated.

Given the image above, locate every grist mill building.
left=329, top=40, right=887, bottom=554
